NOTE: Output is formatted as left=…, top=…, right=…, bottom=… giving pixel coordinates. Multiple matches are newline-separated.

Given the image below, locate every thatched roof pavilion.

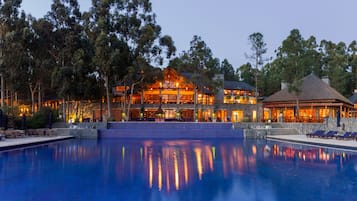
left=263, top=74, right=353, bottom=122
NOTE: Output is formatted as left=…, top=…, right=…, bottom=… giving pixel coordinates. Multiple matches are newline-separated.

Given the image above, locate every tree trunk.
left=37, top=82, right=41, bottom=111
left=63, top=98, right=66, bottom=122
left=30, top=87, right=36, bottom=113
left=29, top=82, right=39, bottom=114
left=104, top=75, right=111, bottom=119
left=122, top=83, right=127, bottom=121
left=126, top=83, right=135, bottom=121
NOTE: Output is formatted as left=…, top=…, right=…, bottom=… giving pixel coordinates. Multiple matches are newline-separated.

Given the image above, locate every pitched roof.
left=349, top=92, right=357, bottom=104
left=263, top=74, right=353, bottom=105
left=224, top=81, right=255, bottom=91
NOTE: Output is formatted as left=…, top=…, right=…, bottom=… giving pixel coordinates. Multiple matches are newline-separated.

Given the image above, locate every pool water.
left=1, top=138, right=357, bottom=201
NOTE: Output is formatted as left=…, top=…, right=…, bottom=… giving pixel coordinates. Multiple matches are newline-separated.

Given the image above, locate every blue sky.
left=22, top=0, right=357, bottom=69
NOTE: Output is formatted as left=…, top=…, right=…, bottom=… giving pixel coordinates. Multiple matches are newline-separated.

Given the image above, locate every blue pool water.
left=1, top=138, right=357, bottom=201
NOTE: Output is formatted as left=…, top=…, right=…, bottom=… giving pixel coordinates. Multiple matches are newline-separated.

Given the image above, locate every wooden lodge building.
left=263, top=74, right=354, bottom=123
left=55, top=69, right=355, bottom=123
left=110, top=67, right=260, bottom=122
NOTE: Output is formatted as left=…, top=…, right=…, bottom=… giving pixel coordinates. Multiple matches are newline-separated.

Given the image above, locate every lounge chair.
left=320, top=131, right=338, bottom=138
left=351, top=132, right=357, bottom=140
left=335, top=132, right=352, bottom=140
left=306, top=130, right=325, bottom=138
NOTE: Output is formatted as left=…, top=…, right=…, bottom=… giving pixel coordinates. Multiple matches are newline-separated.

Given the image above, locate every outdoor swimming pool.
left=0, top=138, right=357, bottom=201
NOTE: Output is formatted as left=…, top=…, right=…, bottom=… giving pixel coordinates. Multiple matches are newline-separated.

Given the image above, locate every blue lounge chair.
left=321, top=131, right=338, bottom=138
left=351, top=132, right=357, bottom=140
left=335, top=132, right=352, bottom=140
left=306, top=130, right=325, bottom=138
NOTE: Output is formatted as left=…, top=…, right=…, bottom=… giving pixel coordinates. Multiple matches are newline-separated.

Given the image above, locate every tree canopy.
left=0, top=0, right=356, bottom=117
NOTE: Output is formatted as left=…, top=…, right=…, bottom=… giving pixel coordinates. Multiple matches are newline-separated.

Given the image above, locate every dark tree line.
left=0, top=0, right=356, bottom=120
left=169, top=30, right=357, bottom=98
left=0, top=0, right=175, bottom=118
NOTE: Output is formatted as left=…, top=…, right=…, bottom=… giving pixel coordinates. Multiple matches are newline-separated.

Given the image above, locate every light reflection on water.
left=0, top=139, right=357, bottom=201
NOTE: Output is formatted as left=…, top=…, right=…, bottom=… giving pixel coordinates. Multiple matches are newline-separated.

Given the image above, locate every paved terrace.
left=0, top=136, right=74, bottom=151
left=267, top=134, right=357, bottom=151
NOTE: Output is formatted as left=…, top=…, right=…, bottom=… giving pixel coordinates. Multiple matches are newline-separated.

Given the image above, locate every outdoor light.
left=122, top=112, right=126, bottom=121
left=176, top=111, right=180, bottom=119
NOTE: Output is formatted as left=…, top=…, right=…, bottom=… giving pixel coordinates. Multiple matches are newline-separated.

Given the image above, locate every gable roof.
left=224, top=81, right=255, bottom=91
left=263, top=74, right=352, bottom=105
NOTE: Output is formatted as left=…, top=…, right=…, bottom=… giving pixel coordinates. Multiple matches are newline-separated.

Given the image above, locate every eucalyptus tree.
left=84, top=0, right=175, bottom=120
left=46, top=0, right=98, bottom=121
left=246, top=32, right=267, bottom=121
left=0, top=0, right=28, bottom=110
left=112, top=0, right=176, bottom=120
left=246, top=32, right=267, bottom=92
left=46, top=0, right=88, bottom=98
left=83, top=0, right=129, bottom=120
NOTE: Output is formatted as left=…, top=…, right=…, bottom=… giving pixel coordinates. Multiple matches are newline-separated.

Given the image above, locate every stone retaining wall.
left=275, top=118, right=357, bottom=135
left=54, top=128, right=97, bottom=139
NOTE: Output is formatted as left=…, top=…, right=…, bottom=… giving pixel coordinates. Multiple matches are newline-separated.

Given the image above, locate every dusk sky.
left=22, top=0, right=357, bottom=69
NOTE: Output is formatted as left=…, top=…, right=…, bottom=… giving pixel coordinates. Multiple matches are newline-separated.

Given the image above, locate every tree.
left=84, top=0, right=175, bottom=120
left=260, top=61, right=282, bottom=96
left=320, top=41, right=352, bottom=96
left=276, top=29, right=306, bottom=119
left=348, top=40, right=357, bottom=90
left=238, top=63, right=255, bottom=85
left=0, top=0, right=28, bottom=111
left=219, top=59, right=237, bottom=81
left=246, top=32, right=267, bottom=121
left=170, top=35, right=219, bottom=75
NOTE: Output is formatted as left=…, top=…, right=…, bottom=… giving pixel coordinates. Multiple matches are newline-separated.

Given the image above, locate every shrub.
left=27, top=107, right=57, bottom=129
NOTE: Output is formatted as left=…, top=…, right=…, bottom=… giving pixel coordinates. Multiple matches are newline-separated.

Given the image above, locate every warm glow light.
left=149, top=153, right=153, bottom=188
left=174, top=152, right=179, bottom=190
left=122, top=146, right=125, bottom=160
left=212, top=146, right=216, bottom=160
left=166, top=170, right=170, bottom=192
left=206, top=146, right=214, bottom=171
left=140, top=147, right=143, bottom=160
left=183, top=151, right=189, bottom=184
left=252, top=145, right=257, bottom=155
left=194, top=148, right=203, bottom=180
left=158, top=157, right=162, bottom=191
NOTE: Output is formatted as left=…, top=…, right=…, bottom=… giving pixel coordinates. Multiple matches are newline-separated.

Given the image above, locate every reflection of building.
left=109, top=67, right=258, bottom=122
left=263, top=74, right=354, bottom=122
left=267, top=143, right=353, bottom=169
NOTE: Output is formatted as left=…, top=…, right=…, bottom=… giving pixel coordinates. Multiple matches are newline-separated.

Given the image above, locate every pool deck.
left=267, top=134, right=357, bottom=151
left=0, top=136, right=74, bottom=151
